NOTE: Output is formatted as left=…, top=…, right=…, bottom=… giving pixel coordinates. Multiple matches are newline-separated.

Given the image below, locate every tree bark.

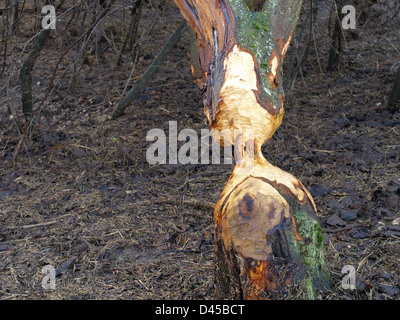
left=387, top=67, right=400, bottom=113
left=20, top=28, right=50, bottom=118
left=112, top=22, right=187, bottom=118
left=117, top=0, right=143, bottom=66
left=174, top=0, right=330, bottom=299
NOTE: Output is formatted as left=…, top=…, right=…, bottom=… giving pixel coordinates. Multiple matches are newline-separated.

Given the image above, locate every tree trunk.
left=387, top=67, right=400, bottom=113
left=20, top=28, right=50, bottom=118
left=174, top=0, right=330, bottom=299
left=327, top=0, right=344, bottom=71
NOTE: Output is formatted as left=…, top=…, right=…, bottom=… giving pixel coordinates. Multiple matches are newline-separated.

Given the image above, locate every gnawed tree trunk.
left=11, top=0, right=19, bottom=34
left=174, top=0, right=330, bottom=299
left=387, top=67, right=400, bottom=113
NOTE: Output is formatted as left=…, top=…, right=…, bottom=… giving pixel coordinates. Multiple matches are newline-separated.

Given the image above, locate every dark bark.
left=117, top=0, right=143, bottom=66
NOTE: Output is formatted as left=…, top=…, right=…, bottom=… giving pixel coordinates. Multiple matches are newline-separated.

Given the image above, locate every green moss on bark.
left=282, top=196, right=330, bottom=299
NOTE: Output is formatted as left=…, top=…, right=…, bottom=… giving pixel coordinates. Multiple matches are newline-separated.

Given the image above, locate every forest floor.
left=0, top=0, right=399, bottom=300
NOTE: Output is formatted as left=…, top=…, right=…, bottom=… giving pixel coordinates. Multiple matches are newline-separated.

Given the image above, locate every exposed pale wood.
left=387, top=67, right=400, bottom=113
